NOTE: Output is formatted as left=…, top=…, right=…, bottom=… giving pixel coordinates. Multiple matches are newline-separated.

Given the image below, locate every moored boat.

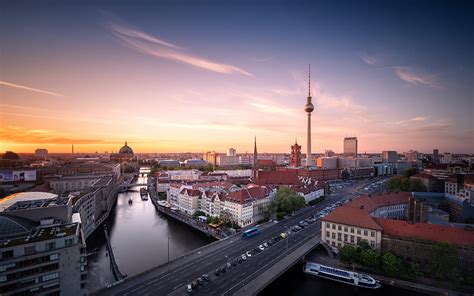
left=303, top=262, right=381, bottom=289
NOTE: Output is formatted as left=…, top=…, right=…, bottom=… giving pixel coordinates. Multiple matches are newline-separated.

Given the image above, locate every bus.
left=241, top=227, right=259, bottom=238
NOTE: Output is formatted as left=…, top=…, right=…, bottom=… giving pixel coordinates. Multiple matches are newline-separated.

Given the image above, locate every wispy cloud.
left=360, top=53, right=378, bottom=66
left=396, top=116, right=428, bottom=125
left=394, top=67, right=438, bottom=87
left=107, top=19, right=252, bottom=76
left=0, top=81, right=63, bottom=97
left=0, top=126, right=105, bottom=145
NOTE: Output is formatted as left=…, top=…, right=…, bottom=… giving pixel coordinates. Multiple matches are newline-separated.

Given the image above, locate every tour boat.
left=140, top=188, right=148, bottom=200
left=303, top=262, right=381, bottom=289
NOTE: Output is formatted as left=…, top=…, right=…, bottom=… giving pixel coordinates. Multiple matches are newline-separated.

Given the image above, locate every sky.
left=1, top=0, right=473, bottom=154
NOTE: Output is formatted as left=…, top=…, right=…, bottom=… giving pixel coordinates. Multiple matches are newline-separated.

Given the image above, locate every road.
left=97, top=178, right=380, bottom=296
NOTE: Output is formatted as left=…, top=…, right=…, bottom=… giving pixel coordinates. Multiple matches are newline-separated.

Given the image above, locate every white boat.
left=303, top=262, right=381, bottom=289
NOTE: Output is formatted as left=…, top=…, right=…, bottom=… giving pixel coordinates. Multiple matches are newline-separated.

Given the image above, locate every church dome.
left=119, top=141, right=134, bottom=155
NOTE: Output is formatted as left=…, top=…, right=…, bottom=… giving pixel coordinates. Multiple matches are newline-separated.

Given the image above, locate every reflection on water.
left=86, top=175, right=214, bottom=292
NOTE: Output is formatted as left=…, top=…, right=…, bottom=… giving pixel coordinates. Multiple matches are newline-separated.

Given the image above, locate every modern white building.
left=0, top=192, right=87, bottom=295
left=216, top=155, right=239, bottom=167
left=227, top=148, right=236, bottom=157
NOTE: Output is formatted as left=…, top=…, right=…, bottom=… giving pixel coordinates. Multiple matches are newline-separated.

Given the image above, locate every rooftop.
left=0, top=222, right=79, bottom=248
left=322, top=206, right=383, bottom=230
left=375, top=218, right=474, bottom=246
left=345, top=192, right=411, bottom=213
left=0, top=192, right=59, bottom=212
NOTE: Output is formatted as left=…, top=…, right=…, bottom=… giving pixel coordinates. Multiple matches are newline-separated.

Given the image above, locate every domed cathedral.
left=110, top=141, right=135, bottom=162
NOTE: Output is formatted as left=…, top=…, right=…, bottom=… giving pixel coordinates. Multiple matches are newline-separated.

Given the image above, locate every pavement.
left=94, top=178, right=379, bottom=296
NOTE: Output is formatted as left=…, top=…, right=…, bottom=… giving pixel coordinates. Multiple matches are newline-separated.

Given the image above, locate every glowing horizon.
left=1, top=1, right=473, bottom=154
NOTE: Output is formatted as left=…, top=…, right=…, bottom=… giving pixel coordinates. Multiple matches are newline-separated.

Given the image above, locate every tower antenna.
left=308, top=64, right=311, bottom=97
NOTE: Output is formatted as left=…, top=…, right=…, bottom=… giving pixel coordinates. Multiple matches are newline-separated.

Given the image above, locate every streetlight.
left=167, top=235, right=171, bottom=271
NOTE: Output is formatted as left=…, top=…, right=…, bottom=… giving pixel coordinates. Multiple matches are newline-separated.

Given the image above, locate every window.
left=332, top=224, right=336, bottom=230
left=364, top=230, right=368, bottom=236
left=350, top=235, right=354, bottom=243
left=371, top=231, right=375, bottom=237
left=42, top=272, right=59, bottom=282
left=50, top=254, right=59, bottom=261
left=46, top=242, right=56, bottom=251
left=80, top=265, right=86, bottom=272
left=65, top=239, right=74, bottom=247
left=1, top=250, right=13, bottom=260
left=0, top=275, right=6, bottom=283
left=0, top=263, right=15, bottom=272
left=338, top=225, right=342, bottom=231
left=350, top=228, right=354, bottom=233
left=326, top=231, right=330, bottom=237
left=332, top=233, right=336, bottom=239
left=357, top=229, right=361, bottom=235
left=370, top=241, right=375, bottom=248
left=344, top=234, right=348, bottom=242
left=326, top=223, right=330, bottom=228
left=337, top=233, right=341, bottom=241
left=24, top=245, right=36, bottom=255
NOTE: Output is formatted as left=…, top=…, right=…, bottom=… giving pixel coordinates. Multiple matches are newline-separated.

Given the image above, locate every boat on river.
left=303, top=262, right=381, bottom=289
left=140, top=187, right=148, bottom=200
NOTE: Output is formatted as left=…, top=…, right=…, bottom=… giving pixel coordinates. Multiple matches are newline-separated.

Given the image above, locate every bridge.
left=94, top=197, right=336, bottom=296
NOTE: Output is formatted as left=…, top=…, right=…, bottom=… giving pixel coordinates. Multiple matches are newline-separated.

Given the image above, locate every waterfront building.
left=343, top=137, right=358, bottom=157
left=177, top=188, right=202, bottom=215
left=0, top=192, right=87, bottom=295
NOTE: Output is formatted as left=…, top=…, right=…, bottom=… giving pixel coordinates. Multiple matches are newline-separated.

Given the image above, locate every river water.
left=86, top=173, right=426, bottom=295
left=86, top=174, right=214, bottom=291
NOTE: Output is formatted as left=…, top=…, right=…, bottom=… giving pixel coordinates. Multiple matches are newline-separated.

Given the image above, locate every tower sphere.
left=304, top=102, right=314, bottom=113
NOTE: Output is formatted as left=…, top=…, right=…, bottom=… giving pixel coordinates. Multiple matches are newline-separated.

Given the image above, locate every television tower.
left=304, top=64, right=314, bottom=166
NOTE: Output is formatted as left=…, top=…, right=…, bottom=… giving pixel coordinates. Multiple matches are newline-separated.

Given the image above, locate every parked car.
left=215, top=269, right=220, bottom=276
left=259, top=244, right=265, bottom=251
left=202, top=274, right=210, bottom=281
left=246, top=251, right=252, bottom=257
left=197, top=277, right=203, bottom=285
left=187, top=284, right=192, bottom=292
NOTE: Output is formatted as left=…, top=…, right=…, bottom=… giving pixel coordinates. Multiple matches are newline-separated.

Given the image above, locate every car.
left=259, top=245, right=265, bottom=251
left=197, top=277, right=203, bottom=285
left=187, top=284, right=192, bottom=292
left=241, top=254, right=247, bottom=260
left=246, top=251, right=252, bottom=257
left=232, top=259, right=238, bottom=266
left=280, top=232, right=287, bottom=239
left=191, top=281, right=197, bottom=288
left=227, top=262, right=231, bottom=269
left=263, top=242, right=268, bottom=247
left=267, top=241, right=273, bottom=246
left=254, top=247, right=260, bottom=253
left=215, top=269, right=220, bottom=276
left=238, top=258, right=243, bottom=263
left=202, top=274, right=210, bottom=281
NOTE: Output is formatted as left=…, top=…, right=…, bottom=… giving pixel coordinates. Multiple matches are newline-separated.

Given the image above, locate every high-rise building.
left=324, top=149, right=335, bottom=157
left=290, top=139, right=302, bottom=167
left=304, top=65, right=315, bottom=166
left=35, top=148, right=48, bottom=158
left=443, top=152, right=452, bottom=164
left=343, top=137, right=358, bottom=157
left=382, top=151, right=398, bottom=163
left=203, top=151, right=218, bottom=166
left=433, top=149, right=439, bottom=164
left=405, top=150, right=419, bottom=162
left=227, top=148, right=236, bottom=157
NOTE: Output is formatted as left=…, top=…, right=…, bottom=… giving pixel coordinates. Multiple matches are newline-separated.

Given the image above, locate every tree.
left=429, top=242, right=460, bottom=281
left=274, top=187, right=305, bottom=214
left=360, top=249, right=378, bottom=269
left=340, top=245, right=358, bottom=264
left=407, top=261, right=423, bottom=279
left=381, top=252, right=403, bottom=277
left=386, top=176, right=426, bottom=192
left=193, top=210, right=206, bottom=217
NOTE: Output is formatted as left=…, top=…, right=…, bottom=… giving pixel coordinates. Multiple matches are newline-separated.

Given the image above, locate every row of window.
left=325, top=222, right=375, bottom=237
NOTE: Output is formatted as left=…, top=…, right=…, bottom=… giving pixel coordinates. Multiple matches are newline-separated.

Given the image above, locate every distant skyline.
left=1, top=0, right=473, bottom=154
